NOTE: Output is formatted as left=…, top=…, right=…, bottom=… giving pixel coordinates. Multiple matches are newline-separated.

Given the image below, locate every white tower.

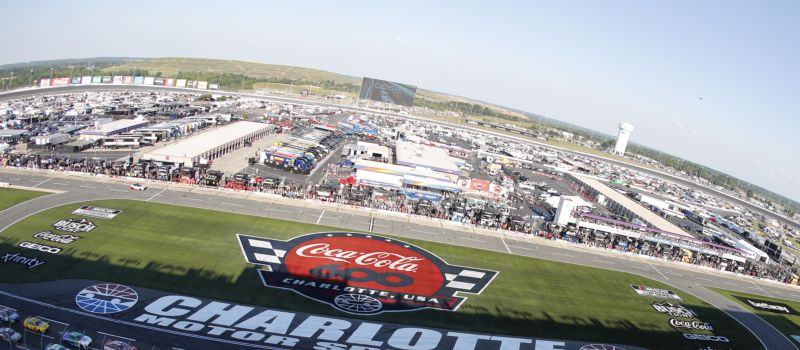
left=614, top=122, right=634, bottom=156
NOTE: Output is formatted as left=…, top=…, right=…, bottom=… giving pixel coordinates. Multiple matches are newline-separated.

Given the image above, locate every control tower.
left=614, top=122, right=634, bottom=156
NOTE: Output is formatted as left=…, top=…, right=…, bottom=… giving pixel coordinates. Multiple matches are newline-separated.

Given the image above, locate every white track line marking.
left=146, top=188, right=166, bottom=202
left=222, top=202, right=244, bottom=207
left=409, top=229, right=435, bottom=235
left=593, top=259, right=616, bottom=264
left=551, top=252, right=575, bottom=258
left=97, top=331, right=135, bottom=342
left=649, top=263, right=670, bottom=280
left=695, top=276, right=713, bottom=282
left=183, top=197, right=203, bottom=201
left=52, top=182, right=69, bottom=186
left=459, top=236, right=485, bottom=243
left=32, top=177, right=53, bottom=187
left=753, top=282, right=773, bottom=297
left=499, top=236, right=512, bottom=253
left=630, top=265, right=648, bottom=270
left=316, top=210, right=326, bottom=224
left=509, top=244, right=536, bottom=251
left=109, top=189, right=128, bottom=193
left=79, top=185, right=96, bottom=189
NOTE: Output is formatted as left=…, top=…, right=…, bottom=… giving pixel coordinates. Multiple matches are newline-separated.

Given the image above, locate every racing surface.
left=0, top=169, right=798, bottom=349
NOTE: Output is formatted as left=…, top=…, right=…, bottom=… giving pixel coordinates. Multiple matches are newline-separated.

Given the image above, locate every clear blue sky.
left=3, top=0, right=799, bottom=201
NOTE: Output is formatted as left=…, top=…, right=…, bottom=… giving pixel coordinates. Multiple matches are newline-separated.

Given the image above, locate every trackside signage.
left=629, top=285, right=682, bottom=301
left=130, top=294, right=642, bottom=350
left=72, top=206, right=122, bottom=219
left=734, top=296, right=799, bottom=316
left=237, top=232, right=498, bottom=315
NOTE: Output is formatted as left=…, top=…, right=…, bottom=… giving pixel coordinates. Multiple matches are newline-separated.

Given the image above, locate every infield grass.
left=709, top=287, right=800, bottom=345
left=0, top=199, right=762, bottom=349
left=0, top=187, right=48, bottom=211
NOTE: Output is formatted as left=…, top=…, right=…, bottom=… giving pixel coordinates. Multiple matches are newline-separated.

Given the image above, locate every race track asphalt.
left=0, top=168, right=798, bottom=350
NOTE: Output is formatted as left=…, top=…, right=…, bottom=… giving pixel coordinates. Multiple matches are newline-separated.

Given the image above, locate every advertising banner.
left=133, top=76, right=144, bottom=84
left=144, top=76, right=155, bottom=85
left=175, top=79, right=187, bottom=88
left=164, top=78, right=175, bottom=87
left=112, top=76, right=124, bottom=84
left=101, top=76, right=112, bottom=84
left=153, top=77, right=164, bottom=86
left=92, top=76, right=103, bottom=84
left=81, top=76, right=92, bottom=85
left=39, top=79, right=51, bottom=88
left=122, top=76, right=134, bottom=84
left=50, top=77, right=71, bottom=86
left=71, top=77, right=81, bottom=85
left=197, top=81, right=208, bottom=90
left=187, top=80, right=196, bottom=88
left=630, top=284, right=683, bottom=300
left=736, top=296, right=799, bottom=315
left=72, top=206, right=122, bottom=220
left=208, top=83, right=219, bottom=90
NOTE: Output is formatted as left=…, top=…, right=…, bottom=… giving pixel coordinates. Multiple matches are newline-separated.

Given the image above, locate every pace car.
left=129, top=183, right=147, bottom=191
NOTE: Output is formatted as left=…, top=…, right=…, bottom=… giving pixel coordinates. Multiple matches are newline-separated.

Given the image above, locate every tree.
left=746, top=188, right=754, bottom=198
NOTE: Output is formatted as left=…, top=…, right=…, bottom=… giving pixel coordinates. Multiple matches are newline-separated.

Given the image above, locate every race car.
left=0, top=327, right=21, bottom=342
left=129, top=183, right=147, bottom=191
left=104, top=340, right=138, bottom=350
left=61, top=331, right=92, bottom=349
left=0, top=307, right=19, bottom=323
left=24, top=316, right=49, bottom=333
left=45, top=344, right=69, bottom=350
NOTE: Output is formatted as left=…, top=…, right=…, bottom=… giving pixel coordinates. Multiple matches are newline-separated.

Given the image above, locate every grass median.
left=0, top=199, right=763, bottom=349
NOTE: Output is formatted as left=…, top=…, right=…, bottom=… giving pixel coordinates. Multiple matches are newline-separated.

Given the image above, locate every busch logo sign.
left=238, top=232, right=498, bottom=314
left=652, top=302, right=697, bottom=318
left=53, top=218, right=96, bottom=233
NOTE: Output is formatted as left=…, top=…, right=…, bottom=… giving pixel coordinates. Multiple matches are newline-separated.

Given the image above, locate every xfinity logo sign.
left=669, top=318, right=714, bottom=331
left=53, top=218, right=96, bottom=233
left=34, top=231, right=81, bottom=244
left=1, top=252, right=46, bottom=269
left=19, top=241, right=61, bottom=254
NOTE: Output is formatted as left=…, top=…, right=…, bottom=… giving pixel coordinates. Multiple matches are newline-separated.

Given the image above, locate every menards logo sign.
left=237, top=232, right=498, bottom=315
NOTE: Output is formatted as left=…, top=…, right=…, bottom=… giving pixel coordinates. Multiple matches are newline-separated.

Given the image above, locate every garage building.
left=142, top=121, right=272, bottom=167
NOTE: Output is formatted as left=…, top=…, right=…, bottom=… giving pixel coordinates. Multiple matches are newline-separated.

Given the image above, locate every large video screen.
left=359, top=77, right=417, bottom=107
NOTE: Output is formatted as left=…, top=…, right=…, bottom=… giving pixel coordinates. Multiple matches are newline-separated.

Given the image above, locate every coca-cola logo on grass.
left=237, top=232, right=498, bottom=315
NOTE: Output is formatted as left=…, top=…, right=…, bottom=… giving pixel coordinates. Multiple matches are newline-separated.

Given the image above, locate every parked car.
left=24, top=316, right=49, bottom=333
left=45, top=344, right=69, bottom=350
left=0, top=307, right=19, bottom=323
left=0, top=327, right=21, bottom=342
left=62, top=331, right=92, bottom=349
left=104, top=340, right=138, bottom=350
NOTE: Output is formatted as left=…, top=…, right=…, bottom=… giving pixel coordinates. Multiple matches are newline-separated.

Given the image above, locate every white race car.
left=129, top=183, right=147, bottom=191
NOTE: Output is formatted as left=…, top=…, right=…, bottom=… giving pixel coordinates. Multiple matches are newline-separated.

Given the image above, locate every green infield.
left=0, top=187, right=48, bottom=211
left=710, top=287, right=800, bottom=345
left=0, top=199, right=762, bottom=349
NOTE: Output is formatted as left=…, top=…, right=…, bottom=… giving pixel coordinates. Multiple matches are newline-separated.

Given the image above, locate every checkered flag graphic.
left=442, top=267, right=496, bottom=294
left=238, top=235, right=288, bottom=266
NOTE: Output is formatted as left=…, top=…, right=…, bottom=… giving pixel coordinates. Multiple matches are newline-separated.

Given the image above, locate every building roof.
left=79, top=119, right=148, bottom=135
left=0, top=129, right=26, bottom=137
left=574, top=174, right=692, bottom=237
left=394, top=140, right=462, bottom=174
left=146, top=121, right=271, bottom=160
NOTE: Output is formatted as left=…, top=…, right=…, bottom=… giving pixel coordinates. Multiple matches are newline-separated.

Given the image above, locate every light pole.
left=28, top=69, right=33, bottom=87
left=49, top=67, right=54, bottom=79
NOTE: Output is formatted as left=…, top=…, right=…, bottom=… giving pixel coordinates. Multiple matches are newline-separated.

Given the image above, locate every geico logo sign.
left=33, top=231, right=81, bottom=244
left=1, top=252, right=46, bottom=269
left=53, top=218, right=96, bottom=233
left=19, top=241, right=61, bottom=254
left=682, top=333, right=729, bottom=343
left=669, top=318, right=714, bottom=331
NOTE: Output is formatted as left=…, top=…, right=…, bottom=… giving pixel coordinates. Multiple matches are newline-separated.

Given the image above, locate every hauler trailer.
left=262, top=148, right=317, bottom=174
